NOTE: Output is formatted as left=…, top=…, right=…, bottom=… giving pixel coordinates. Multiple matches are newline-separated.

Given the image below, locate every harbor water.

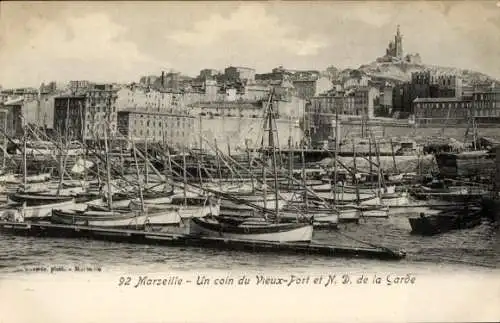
left=1, top=215, right=498, bottom=273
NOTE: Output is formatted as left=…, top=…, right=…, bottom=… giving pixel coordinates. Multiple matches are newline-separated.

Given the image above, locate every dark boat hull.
left=8, top=193, right=74, bottom=206
left=408, top=209, right=482, bottom=236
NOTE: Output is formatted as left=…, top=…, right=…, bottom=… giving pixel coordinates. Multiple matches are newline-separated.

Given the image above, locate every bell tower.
left=395, top=25, right=403, bottom=59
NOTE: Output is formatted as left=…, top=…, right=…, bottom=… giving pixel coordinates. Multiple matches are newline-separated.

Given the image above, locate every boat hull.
left=189, top=217, right=313, bottom=242
left=408, top=209, right=482, bottom=235
left=51, top=209, right=182, bottom=228
left=9, top=199, right=76, bottom=221
left=360, top=207, right=389, bottom=218
left=220, top=196, right=287, bottom=211
left=381, top=193, right=410, bottom=207
left=8, top=193, right=74, bottom=206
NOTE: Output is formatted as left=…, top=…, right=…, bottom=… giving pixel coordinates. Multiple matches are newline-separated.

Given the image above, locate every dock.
left=0, top=221, right=406, bottom=261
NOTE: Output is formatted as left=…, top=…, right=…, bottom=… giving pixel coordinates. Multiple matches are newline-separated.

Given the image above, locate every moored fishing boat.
left=408, top=206, right=482, bottom=235
left=410, top=178, right=488, bottom=202
left=137, top=194, right=221, bottom=218
left=307, top=191, right=379, bottom=206
left=3, top=173, right=51, bottom=184
left=219, top=192, right=288, bottom=211
left=5, top=193, right=76, bottom=221
left=188, top=90, right=314, bottom=242
left=189, top=216, right=313, bottom=242
left=8, top=192, right=75, bottom=206
left=387, top=199, right=469, bottom=216
left=51, top=207, right=182, bottom=228
left=381, top=191, right=410, bottom=206
left=359, top=204, right=389, bottom=218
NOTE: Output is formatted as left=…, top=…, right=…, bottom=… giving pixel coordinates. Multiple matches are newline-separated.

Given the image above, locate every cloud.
left=166, top=4, right=327, bottom=58
left=0, top=12, right=163, bottom=87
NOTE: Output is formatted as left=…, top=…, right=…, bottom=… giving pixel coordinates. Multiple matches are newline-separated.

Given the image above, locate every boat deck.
left=0, top=221, right=405, bottom=261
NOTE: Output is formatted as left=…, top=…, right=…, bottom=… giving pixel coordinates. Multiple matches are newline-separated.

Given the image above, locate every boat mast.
left=80, top=101, right=88, bottom=188
left=353, top=142, right=360, bottom=204
left=22, top=124, right=27, bottom=188
left=268, top=91, right=280, bottom=221
left=144, top=136, right=149, bottom=186
left=132, top=140, right=145, bottom=212
left=369, top=135, right=373, bottom=179
left=373, top=133, right=385, bottom=195
left=215, top=139, right=223, bottom=190
left=333, top=106, right=339, bottom=204
left=288, top=115, right=293, bottom=188
left=57, top=98, right=71, bottom=196
left=301, top=147, right=308, bottom=211
left=245, top=140, right=255, bottom=192
left=182, top=146, right=187, bottom=207
left=103, top=123, right=113, bottom=210
left=2, top=113, right=7, bottom=169
left=472, top=117, right=477, bottom=150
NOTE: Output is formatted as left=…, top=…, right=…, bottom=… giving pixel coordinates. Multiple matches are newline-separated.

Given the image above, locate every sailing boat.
left=189, top=90, right=313, bottom=242
left=7, top=123, right=76, bottom=222
left=206, top=95, right=291, bottom=214
left=52, top=122, right=181, bottom=229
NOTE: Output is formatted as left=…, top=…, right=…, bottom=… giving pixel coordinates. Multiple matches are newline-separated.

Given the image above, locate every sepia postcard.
left=0, top=1, right=499, bottom=322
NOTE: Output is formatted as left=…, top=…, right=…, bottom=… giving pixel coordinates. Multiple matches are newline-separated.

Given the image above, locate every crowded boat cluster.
left=0, top=92, right=498, bottom=246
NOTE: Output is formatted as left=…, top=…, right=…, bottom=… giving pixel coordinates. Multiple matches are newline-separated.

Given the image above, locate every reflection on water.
left=0, top=215, right=499, bottom=273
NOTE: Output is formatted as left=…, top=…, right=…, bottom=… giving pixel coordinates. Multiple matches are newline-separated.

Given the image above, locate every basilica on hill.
left=377, top=25, right=422, bottom=64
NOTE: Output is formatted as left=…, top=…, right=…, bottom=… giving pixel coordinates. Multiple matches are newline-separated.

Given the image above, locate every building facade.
left=69, top=81, right=91, bottom=94
left=115, top=86, right=185, bottom=114
left=117, top=110, right=195, bottom=147
left=472, top=89, right=500, bottom=121
left=393, top=72, right=463, bottom=115
left=292, top=76, right=332, bottom=100
left=54, top=86, right=118, bottom=141
left=224, top=66, right=256, bottom=83
left=306, top=87, right=378, bottom=143
left=198, top=69, right=221, bottom=80
left=0, top=100, right=23, bottom=138
left=354, top=87, right=379, bottom=118
left=53, top=95, right=87, bottom=141
left=413, top=97, right=472, bottom=125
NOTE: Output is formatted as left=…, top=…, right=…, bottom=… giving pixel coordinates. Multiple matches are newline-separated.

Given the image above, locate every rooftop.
left=413, top=97, right=472, bottom=103
left=3, top=97, right=24, bottom=105
left=119, top=109, right=194, bottom=118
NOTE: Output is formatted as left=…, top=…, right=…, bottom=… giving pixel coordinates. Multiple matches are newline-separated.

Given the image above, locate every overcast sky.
left=1, top=1, right=499, bottom=88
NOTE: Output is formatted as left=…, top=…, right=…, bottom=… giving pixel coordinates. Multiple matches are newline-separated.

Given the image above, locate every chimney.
left=161, top=71, right=165, bottom=87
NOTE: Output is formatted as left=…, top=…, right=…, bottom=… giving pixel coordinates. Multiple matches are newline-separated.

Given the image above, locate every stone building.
left=198, top=69, right=222, bottom=80
left=53, top=95, right=86, bottom=141
left=224, top=66, right=256, bottom=83
left=0, top=98, right=24, bottom=138
left=117, top=110, right=195, bottom=147
left=54, top=85, right=118, bottom=141
left=69, top=81, right=91, bottom=94
left=115, top=86, right=185, bottom=114
left=413, top=97, right=472, bottom=125
left=354, top=87, right=379, bottom=118
left=393, top=71, right=463, bottom=115
left=292, top=76, right=332, bottom=100
left=472, top=89, right=500, bottom=122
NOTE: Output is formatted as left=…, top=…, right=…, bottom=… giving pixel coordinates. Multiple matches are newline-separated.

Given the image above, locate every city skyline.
left=1, top=1, right=499, bottom=88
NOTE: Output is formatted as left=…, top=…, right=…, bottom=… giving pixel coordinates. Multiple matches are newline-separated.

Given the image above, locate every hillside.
left=355, top=61, right=499, bottom=85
